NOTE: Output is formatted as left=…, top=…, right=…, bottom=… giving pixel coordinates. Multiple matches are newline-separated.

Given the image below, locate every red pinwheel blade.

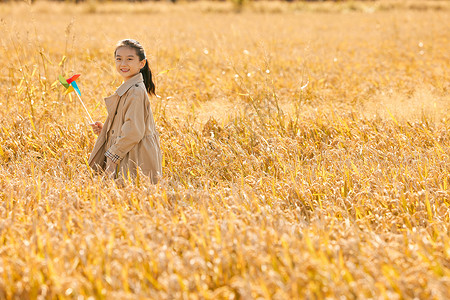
left=66, top=74, right=81, bottom=84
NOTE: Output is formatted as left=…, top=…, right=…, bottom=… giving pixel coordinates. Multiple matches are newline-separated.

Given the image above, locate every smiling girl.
left=88, top=39, right=162, bottom=183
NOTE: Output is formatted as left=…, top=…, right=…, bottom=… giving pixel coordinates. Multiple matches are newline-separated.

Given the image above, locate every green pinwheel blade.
left=59, top=75, right=70, bottom=89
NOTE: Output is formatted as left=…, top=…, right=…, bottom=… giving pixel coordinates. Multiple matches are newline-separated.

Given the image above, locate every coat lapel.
left=104, top=94, right=120, bottom=133
left=104, top=73, right=144, bottom=133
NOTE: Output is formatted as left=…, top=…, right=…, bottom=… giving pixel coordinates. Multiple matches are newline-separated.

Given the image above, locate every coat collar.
left=116, top=73, right=144, bottom=97
left=104, top=73, right=144, bottom=116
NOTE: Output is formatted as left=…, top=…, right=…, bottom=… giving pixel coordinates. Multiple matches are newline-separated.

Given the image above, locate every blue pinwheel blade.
left=71, top=81, right=81, bottom=96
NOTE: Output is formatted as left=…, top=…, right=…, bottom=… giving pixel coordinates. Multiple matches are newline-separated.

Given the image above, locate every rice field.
left=0, top=1, right=449, bottom=299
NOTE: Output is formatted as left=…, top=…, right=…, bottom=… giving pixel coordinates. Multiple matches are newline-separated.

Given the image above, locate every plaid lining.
left=105, top=149, right=121, bottom=164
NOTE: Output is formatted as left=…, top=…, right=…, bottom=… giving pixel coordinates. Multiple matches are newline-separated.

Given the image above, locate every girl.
left=88, top=39, right=162, bottom=184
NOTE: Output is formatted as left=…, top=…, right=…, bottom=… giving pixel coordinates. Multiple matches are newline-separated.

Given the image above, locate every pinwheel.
left=59, top=74, right=94, bottom=123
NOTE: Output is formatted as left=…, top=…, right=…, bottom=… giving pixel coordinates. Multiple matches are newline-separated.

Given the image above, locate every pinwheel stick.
left=74, top=91, right=94, bottom=124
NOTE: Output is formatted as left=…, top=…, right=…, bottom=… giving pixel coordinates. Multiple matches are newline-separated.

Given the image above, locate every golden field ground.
left=0, top=1, right=449, bottom=299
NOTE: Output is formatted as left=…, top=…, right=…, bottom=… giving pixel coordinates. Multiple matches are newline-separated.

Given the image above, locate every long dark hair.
left=114, top=39, right=156, bottom=95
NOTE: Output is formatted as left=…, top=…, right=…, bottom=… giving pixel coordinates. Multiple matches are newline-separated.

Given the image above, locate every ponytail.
left=140, top=60, right=156, bottom=96
left=115, top=39, right=156, bottom=96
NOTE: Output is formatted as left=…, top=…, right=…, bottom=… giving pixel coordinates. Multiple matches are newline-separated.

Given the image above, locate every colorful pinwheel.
left=59, top=74, right=93, bottom=123
left=59, top=74, right=81, bottom=95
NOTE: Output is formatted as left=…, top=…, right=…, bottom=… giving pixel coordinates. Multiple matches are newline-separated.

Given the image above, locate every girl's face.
left=115, top=46, right=146, bottom=81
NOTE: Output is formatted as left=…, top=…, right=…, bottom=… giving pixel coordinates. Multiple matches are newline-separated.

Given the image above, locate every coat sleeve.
left=106, top=88, right=147, bottom=161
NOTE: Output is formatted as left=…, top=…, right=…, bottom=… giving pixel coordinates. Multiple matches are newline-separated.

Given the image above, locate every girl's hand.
left=90, top=121, right=103, bottom=135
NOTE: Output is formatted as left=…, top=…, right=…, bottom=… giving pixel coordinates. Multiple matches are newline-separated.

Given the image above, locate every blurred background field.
left=0, top=0, right=449, bottom=299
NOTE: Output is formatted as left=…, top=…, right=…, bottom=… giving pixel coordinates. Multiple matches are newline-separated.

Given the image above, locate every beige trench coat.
left=88, top=73, right=162, bottom=183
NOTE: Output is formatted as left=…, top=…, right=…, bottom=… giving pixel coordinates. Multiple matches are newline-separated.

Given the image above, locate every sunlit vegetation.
left=0, top=1, right=449, bottom=298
